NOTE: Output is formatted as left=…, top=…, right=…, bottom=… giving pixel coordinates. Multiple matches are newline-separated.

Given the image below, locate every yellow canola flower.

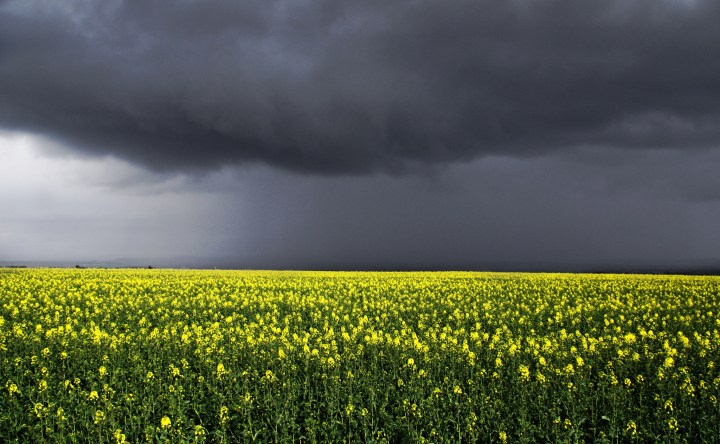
left=499, top=431, right=508, bottom=443
left=34, top=403, right=46, bottom=418
left=114, top=429, right=127, bottom=444
left=626, top=420, right=637, bottom=436
left=518, top=365, right=530, bottom=381
left=219, top=406, right=229, bottom=425
left=7, top=382, right=20, bottom=396
left=664, top=400, right=674, bottom=412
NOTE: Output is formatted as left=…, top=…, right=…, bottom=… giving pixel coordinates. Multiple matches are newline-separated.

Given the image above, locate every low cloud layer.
left=2, top=0, right=720, bottom=174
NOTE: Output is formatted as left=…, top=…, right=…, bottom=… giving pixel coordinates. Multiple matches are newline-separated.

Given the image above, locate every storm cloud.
left=2, top=0, right=720, bottom=174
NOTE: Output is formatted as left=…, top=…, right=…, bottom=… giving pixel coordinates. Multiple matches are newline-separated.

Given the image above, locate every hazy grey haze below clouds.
left=2, top=0, right=720, bottom=174
left=2, top=133, right=719, bottom=270
left=1, top=0, right=720, bottom=269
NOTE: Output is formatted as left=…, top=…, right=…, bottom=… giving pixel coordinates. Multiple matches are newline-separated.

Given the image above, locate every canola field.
left=1, top=269, right=719, bottom=443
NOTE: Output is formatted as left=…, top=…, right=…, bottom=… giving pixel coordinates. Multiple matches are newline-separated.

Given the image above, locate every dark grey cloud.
left=2, top=0, right=720, bottom=175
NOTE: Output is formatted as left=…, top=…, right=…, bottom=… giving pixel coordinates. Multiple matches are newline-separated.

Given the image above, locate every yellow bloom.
left=626, top=420, right=637, bottom=436
left=160, top=416, right=171, bottom=429
left=219, top=406, right=229, bottom=425
left=34, top=403, right=45, bottom=418
left=7, top=382, right=19, bottom=396
left=536, top=372, right=546, bottom=384
left=216, top=363, right=226, bottom=379
left=114, top=429, right=127, bottom=443
left=518, top=365, right=530, bottom=381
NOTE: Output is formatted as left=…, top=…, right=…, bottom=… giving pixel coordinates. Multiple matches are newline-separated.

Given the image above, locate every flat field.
left=1, top=269, right=719, bottom=442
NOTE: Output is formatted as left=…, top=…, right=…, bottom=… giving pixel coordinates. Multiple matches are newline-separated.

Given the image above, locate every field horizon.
left=3, top=257, right=720, bottom=276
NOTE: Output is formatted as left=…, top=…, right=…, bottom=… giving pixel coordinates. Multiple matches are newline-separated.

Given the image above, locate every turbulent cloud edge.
left=1, top=0, right=720, bottom=174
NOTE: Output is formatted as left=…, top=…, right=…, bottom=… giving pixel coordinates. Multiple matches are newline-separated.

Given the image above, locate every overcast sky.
left=2, top=0, right=720, bottom=270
